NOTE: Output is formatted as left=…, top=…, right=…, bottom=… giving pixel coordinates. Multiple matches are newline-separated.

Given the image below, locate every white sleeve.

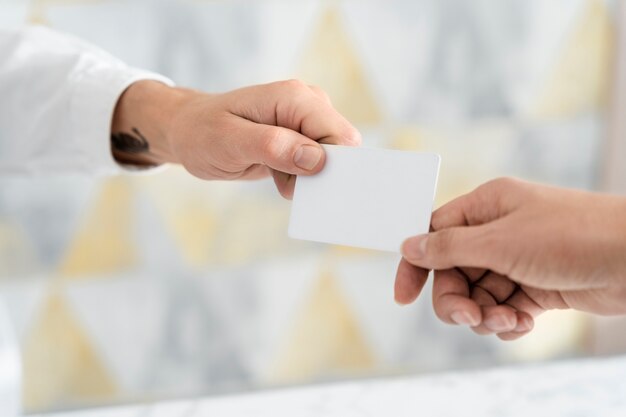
left=0, top=25, right=174, bottom=176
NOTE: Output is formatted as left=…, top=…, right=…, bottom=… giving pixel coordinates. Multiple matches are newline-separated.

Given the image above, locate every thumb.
left=401, top=225, right=502, bottom=271
left=236, top=119, right=326, bottom=175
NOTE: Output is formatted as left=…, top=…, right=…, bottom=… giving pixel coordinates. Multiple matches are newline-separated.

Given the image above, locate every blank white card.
left=289, top=145, right=440, bottom=252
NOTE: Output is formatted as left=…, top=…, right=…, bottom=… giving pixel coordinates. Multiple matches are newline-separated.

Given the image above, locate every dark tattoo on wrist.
left=111, top=127, right=150, bottom=154
left=111, top=127, right=157, bottom=167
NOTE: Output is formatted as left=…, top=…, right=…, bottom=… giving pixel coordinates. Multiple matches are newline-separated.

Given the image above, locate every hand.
left=394, top=178, right=626, bottom=340
left=111, top=79, right=361, bottom=198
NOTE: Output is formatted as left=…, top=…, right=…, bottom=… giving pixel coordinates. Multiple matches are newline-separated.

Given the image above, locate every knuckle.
left=431, top=229, right=455, bottom=255
left=184, top=166, right=212, bottom=180
left=472, top=326, right=493, bottom=335
left=474, top=176, right=526, bottom=216
left=478, top=178, right=502, bottom=194
left=432, top=306, right=449, bottom=324
left=309, top=84, right=331, bottom=100
left=497, top=177, right=521, bottom=188
left=307, top=84, right=323, bottom=94
left=482, top=177, right=522, bottom=194
left=281, top=78, right=308, bottom=92
left=184, top=163, right=219, bottom=181
left=260, top=127, right=288, bottom=163
left=478, top=225, right=509, bottom=272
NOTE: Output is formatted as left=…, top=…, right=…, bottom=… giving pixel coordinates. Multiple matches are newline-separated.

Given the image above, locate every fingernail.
left=451, top=311, right=476, bottom=326
left=294, top=145, right=322, bottom=170
left=402, top=235, right=428, bottom=260
left=484, top=315, right=515, bottom=332
left=395, top=298, right=408, bottom=307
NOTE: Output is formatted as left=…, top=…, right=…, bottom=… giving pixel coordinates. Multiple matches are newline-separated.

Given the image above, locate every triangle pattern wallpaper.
left=0, top=0, right=614, bottom=413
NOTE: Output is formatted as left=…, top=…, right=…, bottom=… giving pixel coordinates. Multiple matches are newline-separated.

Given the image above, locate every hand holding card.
left=289, top=145, right=440, bottom=252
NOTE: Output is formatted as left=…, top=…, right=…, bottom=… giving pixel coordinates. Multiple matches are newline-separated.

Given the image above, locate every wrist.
left=111, top=80, right=190, bottom=166
left=603, top=195, right=626, bottom=283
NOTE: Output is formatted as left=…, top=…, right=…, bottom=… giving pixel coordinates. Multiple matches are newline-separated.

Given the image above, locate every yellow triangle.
left=389, top=126, right=425, bottom=151
left=208, top=198, right=291, bottom=265
left=152, top=195, right=218, bottom=267
left=58, top=178, right=137, bottom=278
left=137, top=166, right=292, bottom=267
left=22, top=291, right=117, bottom=412
left=531, top=0, right=614, bottom=119
left=296, top=7, right=382, bottom=125
left=268, top=270, right=375, bottom=382
left=136, top=168, right=219, bottom=267
left=161, top=201, right=217, bottom=267
left=328, top=244, right=378, bottom=257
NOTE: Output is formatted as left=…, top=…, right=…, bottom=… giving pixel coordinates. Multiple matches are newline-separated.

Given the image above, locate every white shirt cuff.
left=70, top=62, right=174, bottom=176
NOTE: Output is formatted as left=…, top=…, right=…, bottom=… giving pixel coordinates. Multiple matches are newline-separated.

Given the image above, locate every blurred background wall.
left=0, top=0, right=624, bottom=413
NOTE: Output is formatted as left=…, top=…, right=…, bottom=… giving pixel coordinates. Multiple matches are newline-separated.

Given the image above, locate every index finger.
left=432, top=178, right=526, bottom=231
left=229, top=80, right=362, bottom=147
left=394, top=258, right=429, bottom=305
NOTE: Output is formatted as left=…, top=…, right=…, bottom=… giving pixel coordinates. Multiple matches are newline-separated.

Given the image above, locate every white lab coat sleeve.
left=0, top=25, right=174, bottom=176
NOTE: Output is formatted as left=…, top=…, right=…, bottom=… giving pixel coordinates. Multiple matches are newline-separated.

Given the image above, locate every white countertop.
left=31, top=355, right=626, bottom=417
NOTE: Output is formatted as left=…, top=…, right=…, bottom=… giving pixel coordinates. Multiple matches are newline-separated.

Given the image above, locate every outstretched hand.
left=111, top=79, right=361, bottom=198
left=395, top=178, right=626, bottom=340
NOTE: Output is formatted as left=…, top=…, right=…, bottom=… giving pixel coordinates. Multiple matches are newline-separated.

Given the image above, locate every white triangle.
left=0, top=277, right=47, bottom=343
left=338, top=1, right=433, bottom=122
left=46, top=1, right=320, bottom=91
left=340, top=0, right=585, bottom=122
left=46, top=2, right=156, bottom=70
left=518, top=0, right=587, bottom=116
left=244, top=0, right=321, bottom=83
left=243, top=256, right=321, bottom=378
left=62, top=274, right=167, bottom=392
left=333, top=254, right=421, bottom=364
left=0, top=177, right=95, bottom=269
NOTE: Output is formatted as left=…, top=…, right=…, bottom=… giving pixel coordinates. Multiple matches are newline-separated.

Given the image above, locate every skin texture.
left=111, top=79, right=361, bottom=198
left=394, top=177, right=626, bottom=341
